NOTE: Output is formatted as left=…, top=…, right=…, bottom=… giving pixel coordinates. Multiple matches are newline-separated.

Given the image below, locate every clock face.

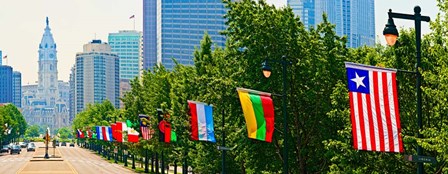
left=49, top=54, right=54, bottom=58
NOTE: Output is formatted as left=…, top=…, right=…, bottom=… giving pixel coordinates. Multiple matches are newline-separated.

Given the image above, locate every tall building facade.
left=21, top=18, right=70, bottom=130
left=288, top=0, right=375, bottom=47
left=108, top=30, right=143, bottom=80
left=143, top=0, right=227, bottom=70
left=36, top=17, right=60, bottom=106
left=143, top=0, right=158, bottom=70
left=0, top=50, right=2, bottom=65
left=69, top=66, right=75, bottom=122
left=0, top=65, right=13, bottom=104
left=12, top=71, right=21, bottom=107
left=74, top=40, right=120, bottom=114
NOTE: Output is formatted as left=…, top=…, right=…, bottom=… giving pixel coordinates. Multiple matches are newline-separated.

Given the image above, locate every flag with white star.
left=345, top=62, right=403, bottom=153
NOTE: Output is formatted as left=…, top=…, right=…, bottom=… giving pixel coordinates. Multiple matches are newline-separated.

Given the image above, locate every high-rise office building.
left=74, top=40, right=120, bottom=114
left=288, top=0, right=375, bottom=47
left=69, top=66, right=75, bottom=122
left=108, top=30, right=143, bottom=80
left=0, top=50, right=2, bottom=65
left=143, top=0, right=227, bottom=70
left=0, top=65, right=13, bottom=104
left=290, top=0, right=315, bottom=28
left=12, top=71, right=21, bottom=107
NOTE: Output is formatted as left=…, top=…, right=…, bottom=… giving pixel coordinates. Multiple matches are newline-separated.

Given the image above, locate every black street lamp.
left=383, top=6, right=430, bottom=174
left=262, top=55, right=291, bottom=174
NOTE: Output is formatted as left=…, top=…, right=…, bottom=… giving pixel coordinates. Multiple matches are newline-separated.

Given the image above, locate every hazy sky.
left=0, top=0, right=439, bottom=85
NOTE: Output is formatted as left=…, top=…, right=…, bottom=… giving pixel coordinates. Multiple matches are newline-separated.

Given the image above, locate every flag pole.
left=133, top=17, right=135, bottom=31
left=221, top=108, right=226, bottom=174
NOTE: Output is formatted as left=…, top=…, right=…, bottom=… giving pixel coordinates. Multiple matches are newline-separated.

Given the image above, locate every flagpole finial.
left=46, top=17, right=49, bottom=26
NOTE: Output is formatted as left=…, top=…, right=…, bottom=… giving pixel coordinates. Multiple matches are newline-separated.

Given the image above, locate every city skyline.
left=0, top=0, right=438, bottom=85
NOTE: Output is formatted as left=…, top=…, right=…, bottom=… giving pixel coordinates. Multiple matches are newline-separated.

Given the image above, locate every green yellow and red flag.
left=237, top=88, right=275, bottom=142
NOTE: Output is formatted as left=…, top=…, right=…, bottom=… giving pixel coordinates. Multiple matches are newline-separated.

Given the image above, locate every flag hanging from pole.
left=129, top=15, right=135, bottom=19
left=102, top=126, right=113, bottom=142
left=139, top=114, right=151, bottom=140
left=127, top=128, right=140, bottom=143
left=237, top=88, right=275, bottom=143
left=115, top=122, right=128, bottom=142
left=157, top=109, right=176, bottom=143
left=345, top=62, right=403, bottom=153
left=2, top=55, right=6, bottom=59
left=77, top=129, right=84, bottom=138
left=188, top=100, right=216, bottom=143
left=96, top=126, right=103, bottom=140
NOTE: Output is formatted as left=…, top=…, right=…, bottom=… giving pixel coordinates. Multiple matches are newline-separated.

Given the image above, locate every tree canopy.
left=72, top=0, right=448, bottom=173
left=0, top=104, right=27, bottom=144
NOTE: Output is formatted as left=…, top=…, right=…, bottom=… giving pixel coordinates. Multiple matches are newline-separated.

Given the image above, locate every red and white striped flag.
left=345, top=62, right=403, bottom=153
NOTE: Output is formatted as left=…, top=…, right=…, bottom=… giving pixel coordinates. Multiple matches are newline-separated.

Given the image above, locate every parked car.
left=69, top=143, right=75, bottom=147
left=19, top=142, right=27, bottom=148
left=61, top=142, right=66, bottom=146
left=27, top=143, right=36, bottom=152
left=1, top=145, right=9, bottom=153
left=8, top=143, right=14, bottom=150
left=10, top=145, right=21, bottom=154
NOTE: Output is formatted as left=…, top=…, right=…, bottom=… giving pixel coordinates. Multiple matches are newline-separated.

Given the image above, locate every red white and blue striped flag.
left=345, top=62, right=403, bottom=153
left=96, top=126, right=112, bottom=142
left=77, top=129, right=84, bottom=138
left=188, top=100, right=216, bottom=143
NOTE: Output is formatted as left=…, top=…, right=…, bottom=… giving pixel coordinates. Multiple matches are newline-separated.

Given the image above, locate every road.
left=59, top=145, right=134, bottom=174
left=0, top=145, right=34, bottom=174
left=0, top=142, right=135, bottom=174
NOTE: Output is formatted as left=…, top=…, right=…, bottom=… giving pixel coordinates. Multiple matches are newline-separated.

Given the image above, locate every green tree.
left=0, top=104, right=27, bottom=142
left=25, top=125, right=41, bottom=138
left=58, top=127, right=72, bottom=139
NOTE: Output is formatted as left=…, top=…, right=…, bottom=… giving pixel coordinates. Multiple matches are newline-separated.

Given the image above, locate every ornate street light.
left=383, top=15, right=399, bottom=46
left=383, top=6, right=430, bottom=174
left=261, top=55, right=290, bottom=174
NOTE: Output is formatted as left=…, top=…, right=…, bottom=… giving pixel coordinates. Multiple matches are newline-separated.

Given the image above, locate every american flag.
left=345, top=62, right=403, bottom=153
left=139, top=114, right=150, bottom=140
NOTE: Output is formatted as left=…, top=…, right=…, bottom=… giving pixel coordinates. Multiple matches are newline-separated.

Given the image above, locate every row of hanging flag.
left=77, top=121, right=140, bottom=143
left=75, top=88, right=277, bottom=144
left=77, top=62, right=402, bottom=154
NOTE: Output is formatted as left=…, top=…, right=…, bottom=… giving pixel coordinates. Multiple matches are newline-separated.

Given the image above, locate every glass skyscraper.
left=12, top=71, right=21, bottom=108
left=290, top=0, right=315, bottom=29
left=0, top=50, right=2, bottom=65
left=143, top=0, right=227, bottom=70
left=108, top=30, right=143, bottom=80
left=143, top=0, right=158, bottom=70
left=288, top=0, right=375, bottom=47
left=0, top=65, right=13, bottom=104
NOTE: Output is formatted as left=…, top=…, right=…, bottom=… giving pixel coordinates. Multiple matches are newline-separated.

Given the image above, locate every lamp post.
left=44, top=127, right=50, bottom=159
left=383, top=6, right=430, bottom=174
left=262, top=55, right=291, bottom=174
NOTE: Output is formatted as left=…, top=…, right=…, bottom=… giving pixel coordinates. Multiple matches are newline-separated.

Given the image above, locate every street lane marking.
left=15, top=160, right=30, bottom=174
left=66, top=160, right=78, bottom=174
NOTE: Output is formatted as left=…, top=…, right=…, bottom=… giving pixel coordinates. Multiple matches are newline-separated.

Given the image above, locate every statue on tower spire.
left=46, top=17, right=49, bottom=26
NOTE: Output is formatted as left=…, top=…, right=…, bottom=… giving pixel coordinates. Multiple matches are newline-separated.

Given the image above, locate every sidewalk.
left=16, top=146, right=77, bottom=174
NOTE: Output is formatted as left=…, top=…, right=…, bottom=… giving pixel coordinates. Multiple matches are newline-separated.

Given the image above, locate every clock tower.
left=37, top=17, right=59, bottom=106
